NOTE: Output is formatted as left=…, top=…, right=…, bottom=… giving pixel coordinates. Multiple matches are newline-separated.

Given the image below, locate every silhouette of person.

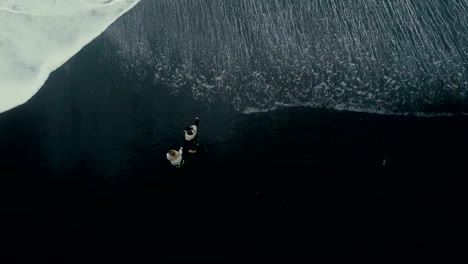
left=183, top=117, right=200, bottom=154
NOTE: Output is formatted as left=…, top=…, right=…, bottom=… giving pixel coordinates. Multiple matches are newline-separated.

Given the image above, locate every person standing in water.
left=166, top=146, right=184, bottom=168
left=183, top=117, right=200, bottom=154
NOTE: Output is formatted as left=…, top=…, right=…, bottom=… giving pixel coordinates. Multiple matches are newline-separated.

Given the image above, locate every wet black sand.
left=1, top=41, right=466, bottom=260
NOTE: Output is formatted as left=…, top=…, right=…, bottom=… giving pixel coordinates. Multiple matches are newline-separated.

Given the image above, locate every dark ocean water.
left=2, top=0, right=468, bottom=260
left=105, top=0, right=468, bottom=115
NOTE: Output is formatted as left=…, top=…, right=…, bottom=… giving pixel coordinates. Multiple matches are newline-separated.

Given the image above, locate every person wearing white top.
left=166, top=146, right=184, bottom=168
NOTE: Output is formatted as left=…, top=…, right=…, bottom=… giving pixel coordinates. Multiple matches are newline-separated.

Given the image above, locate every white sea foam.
left=242, top=101, right=462, bottom=118
left=0, top=0, right=141, bottom=113
left=109, top=0, right=468, bottom=116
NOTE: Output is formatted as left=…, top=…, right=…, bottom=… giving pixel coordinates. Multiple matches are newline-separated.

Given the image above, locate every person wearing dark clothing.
left=183, top=117, right=200, bottom=154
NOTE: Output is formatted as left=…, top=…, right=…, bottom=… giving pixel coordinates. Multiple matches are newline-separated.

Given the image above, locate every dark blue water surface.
left=1, top=0, right=467, bottom=260
left=105, top=0, right=468, bottom=115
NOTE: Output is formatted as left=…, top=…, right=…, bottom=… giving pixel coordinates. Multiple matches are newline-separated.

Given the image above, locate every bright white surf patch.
left=0, top=0, right=141, bottom=113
